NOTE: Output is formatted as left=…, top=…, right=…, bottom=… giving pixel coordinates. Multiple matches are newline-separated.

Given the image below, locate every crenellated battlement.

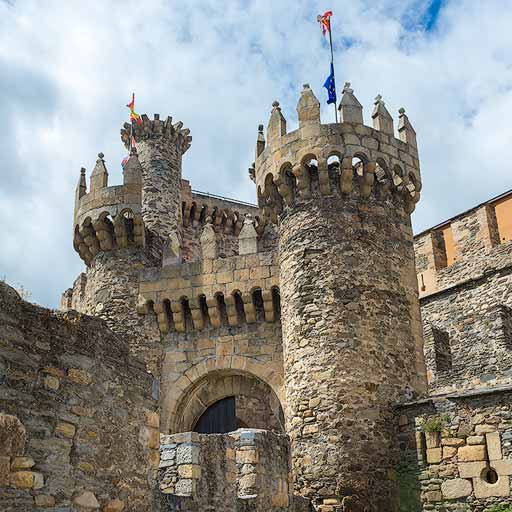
left=73, top=149, right=144, bottom=265
left=120, top=113, right=192, bottom=154
left=415, top=189, right=512, bottom=298
left=255, top=83, right=421, bottom=223
left=137, top=251, right=279, bottom=334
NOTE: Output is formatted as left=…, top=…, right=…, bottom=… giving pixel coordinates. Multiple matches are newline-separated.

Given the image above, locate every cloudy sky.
left=1, top=0, right=511, bottom=308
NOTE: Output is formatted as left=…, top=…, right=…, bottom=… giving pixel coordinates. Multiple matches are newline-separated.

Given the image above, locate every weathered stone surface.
left=34, top=494, right=56, bottom=507
left=458, top=445, right=487, bottom=462
left=486, top=432, right=502, bottom=460
left=427, top=448, right=442, bottom=464
left=11, top=456, right=35, bottom=470
left=55, top=421, right=76, bottom=439
left=473, top=474, right=510, bottom=498
left=103, top=498, right=125, bottom=512
left=73, top=490, right=100, bottom=509
left=441, top=478, right=472, bottom=499
left=9, top=471, right=34, bottom=489
left=458, top=461, right=487, bottom=478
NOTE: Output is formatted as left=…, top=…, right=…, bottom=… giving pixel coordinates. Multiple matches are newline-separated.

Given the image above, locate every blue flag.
left=323, top=63, right=337, bottom=105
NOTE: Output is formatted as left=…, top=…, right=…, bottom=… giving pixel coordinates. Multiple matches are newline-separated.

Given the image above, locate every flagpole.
left=328, top=24, right=338, bottom=123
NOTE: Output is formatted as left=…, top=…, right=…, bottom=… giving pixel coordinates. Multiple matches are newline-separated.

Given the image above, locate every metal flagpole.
left=327, top=22, right=338, bottom=123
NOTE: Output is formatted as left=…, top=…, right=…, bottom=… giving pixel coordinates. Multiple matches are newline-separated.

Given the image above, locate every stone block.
left=272, top=493, right=290, bottom=508
left=147, top=449, right=160, bottom=469
left=442, top=438, right=465, bottom=447
left=458, top=444, right=487, bottom=462
left=443, top=446, right=457, bottom=459
left=55, top=421, right=76, bottom=439
left=73, top=490, right=100, bottom=509
left=423, top=490, right=442, bottom=502
left=103, top=498, right=125, bottom=512
left=175, top=478, right=194, bottom=496
left=236, top=449, right=259, bottom=464
left=139, top=426, right=159, bottom=449
left=178, top=464, right=201, bottom=479
left=44, top=375, right=60, bottom=390
left=425, top=431, right=441, bottom=448
left=426, top=448, right=442, bottom=464
left=0, top=456, right=10, bottom=486
left=11, top=456, right=35, bottom=470
left=467, top=436, right=485, bottom=445
left=486, top=432, right=502, bottom=460
left=33, top=472, right=44, bottom=489
left=441, top=478, right=472, bottom=499
left=176, top=444, right=200, bottom=464
left=494, top=460, right=512, bottom=475
left=475, top=424, right=496, bottom=435
left=34, top=494, right=56, bottom=507
left=144, top=410, right=159, bottom=428
left=302, top=424, right=319, bottom=435
left=67, top=368, right=92, bottom=385
left=458, top=461, right=486, bottom=478
left=9, top=471, right=34, bottom=488
left=473, top=474, right=510, bottom=498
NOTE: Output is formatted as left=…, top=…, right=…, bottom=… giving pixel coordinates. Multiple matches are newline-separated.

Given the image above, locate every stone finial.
left=372, top=94, right=394, bottom=136
left=238, top=215, right=258, bottom=255
left=398, top=108, right=417, bottom=148
left=297, top=83, right=320, bottom=127
left=75, top=167, right=87, bottom=203
left=123, top=147, right=143, bottom=186
left=200, top=222, right=217, bottom=259
left=338, top=82, right=363, bottom=124
left=89, top=153, right=108, bottom=191
left=256, top=124, right=266, bottom=159
left=163, top=231, right=181, bottom=266
left=267, top=100, right=287, bottom=145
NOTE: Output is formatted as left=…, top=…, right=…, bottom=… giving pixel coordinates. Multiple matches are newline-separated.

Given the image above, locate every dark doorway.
left=193, top=396, right=236, bottom=434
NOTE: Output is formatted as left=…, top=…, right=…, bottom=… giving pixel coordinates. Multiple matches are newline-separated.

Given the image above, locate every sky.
left=1, top=0, right=512, bottom=308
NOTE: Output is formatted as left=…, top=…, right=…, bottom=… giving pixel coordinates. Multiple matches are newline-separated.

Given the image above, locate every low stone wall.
left=397, top=389, right=512, bottom=511
left=158, top=430, right=297, bottom=511
left=0, top=282, right=158, bottom=511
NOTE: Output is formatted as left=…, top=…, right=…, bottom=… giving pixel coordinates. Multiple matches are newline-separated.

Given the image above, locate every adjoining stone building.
left=1, top=81, right=511, bottom=511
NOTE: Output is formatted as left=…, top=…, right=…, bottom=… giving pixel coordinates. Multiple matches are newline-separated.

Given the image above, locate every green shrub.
left=487, top=504, right=512, bottom=512
left=422, top=414, right=450, bottom=433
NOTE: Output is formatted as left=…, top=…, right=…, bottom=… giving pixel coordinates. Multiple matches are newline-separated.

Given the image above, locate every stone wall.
left=397, top=389, right=512, bottom=511
left=414, top=196, right=512, bottom=394
left=0, top=281, right=158, bottom=511
left=158, top=429, right=295, bottom=511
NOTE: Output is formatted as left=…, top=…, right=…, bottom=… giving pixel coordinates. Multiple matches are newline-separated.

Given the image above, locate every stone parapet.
left=158, top=429, right=294, bottom=511
left=138, top=252, right=280, bottom=334
left=415, top=192, right=512, bottom=298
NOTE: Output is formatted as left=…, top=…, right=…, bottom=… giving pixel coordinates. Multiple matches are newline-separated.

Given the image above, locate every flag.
left=323, top=63, right=336, bottom=105
left=126, top=93, right=142, bottom=125
left=317, top=10, right=332, bottom=37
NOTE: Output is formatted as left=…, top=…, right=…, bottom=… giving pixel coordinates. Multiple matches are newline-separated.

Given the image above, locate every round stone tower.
left=70, top=114, right=191, bottom=371
left=254, top=84, right=427, bottom=511
left=121, top=114, right=192, bottom=263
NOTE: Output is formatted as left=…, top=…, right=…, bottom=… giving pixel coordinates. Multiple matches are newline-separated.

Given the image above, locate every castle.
left=1, top=82, right=512, bottom=512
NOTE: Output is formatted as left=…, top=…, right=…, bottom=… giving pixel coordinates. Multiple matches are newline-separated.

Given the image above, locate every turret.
left=255, top=84, right=426, bottom=510
left=121, top=114, right=192, bottom=262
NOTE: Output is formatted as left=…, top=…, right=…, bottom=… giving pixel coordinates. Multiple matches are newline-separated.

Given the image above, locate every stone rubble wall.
left=414, top=198, right=512, bottom=394
left=158, top=430, right=296, bottom=512
left=0, top=281, right=159, bottom=512
left=397, top=390, right=512, bottom=511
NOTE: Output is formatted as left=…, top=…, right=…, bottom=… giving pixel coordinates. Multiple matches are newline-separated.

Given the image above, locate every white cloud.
left=1, top=0, right=511, bottom=307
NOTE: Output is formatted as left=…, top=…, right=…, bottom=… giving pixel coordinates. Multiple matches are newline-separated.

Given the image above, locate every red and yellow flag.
left=317, top=11, right=333, bottom=37
left=126, top=93, right=142, bottom=125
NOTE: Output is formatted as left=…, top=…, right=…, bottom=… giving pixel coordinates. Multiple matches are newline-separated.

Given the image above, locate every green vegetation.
left=422, top=414, right=450, bottom=433
left=487, top=505, right=512, bottom=512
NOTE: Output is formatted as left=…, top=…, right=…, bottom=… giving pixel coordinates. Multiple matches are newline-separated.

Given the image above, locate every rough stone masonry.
left=2, top=79, right=512, bottom=512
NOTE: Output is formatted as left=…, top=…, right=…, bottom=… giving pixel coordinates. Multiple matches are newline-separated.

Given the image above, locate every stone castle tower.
left=255, top=83, right=427, bottom=510
left=62, top=84, right=428, bottom=511
left=3, top=81, right=451, bottom=512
